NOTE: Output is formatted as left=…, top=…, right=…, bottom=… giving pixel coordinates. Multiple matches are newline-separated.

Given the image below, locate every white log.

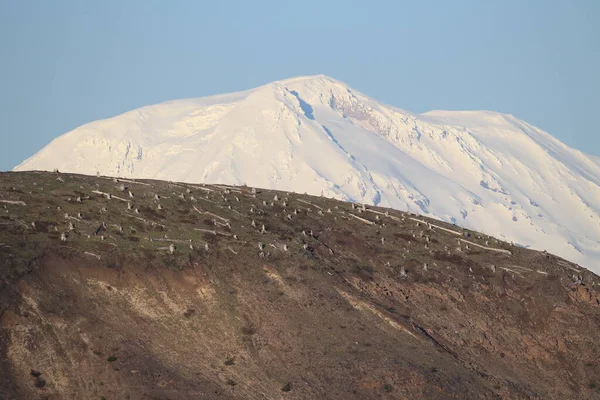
left=151, top=238, right=191, bottom=244
left=459, top=238, right=512, bottom=255
left=297, top=199, right=323, bottom=210
left=204, top=209, right=230, bottom=223
left=213, top=184, right=242, bottom=194
left=349, top=213, right=375, bottom=225
left=194, top=228, right=217, bottom=235
left=408, top=217, right=462, bottom=236
left=125, top=213, right=166, bottom=228
left=0, top=199, right=26, bottom=206
left=84, top=251, right=101, bottom=259
left=188, top=185, right=214, bottom=192
left=111, top=178, right=150, bottom=186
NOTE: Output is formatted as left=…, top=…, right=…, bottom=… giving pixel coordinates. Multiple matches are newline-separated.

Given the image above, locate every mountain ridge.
left=13, top=75, right=600, bottom=273
left=1, top=170, right=599, bottom=399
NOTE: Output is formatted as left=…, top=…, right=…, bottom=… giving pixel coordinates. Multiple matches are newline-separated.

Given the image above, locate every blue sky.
left=1, top=0, right=598, bottom=170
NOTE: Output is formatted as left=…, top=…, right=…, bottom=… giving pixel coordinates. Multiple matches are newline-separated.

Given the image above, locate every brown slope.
left=0, top=171, right=599, bottom=400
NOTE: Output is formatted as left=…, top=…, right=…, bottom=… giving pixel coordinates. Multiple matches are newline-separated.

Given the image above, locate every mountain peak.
left=267, top=74, right=355, bottom=100
left=277, top=74, right=344, bottom=85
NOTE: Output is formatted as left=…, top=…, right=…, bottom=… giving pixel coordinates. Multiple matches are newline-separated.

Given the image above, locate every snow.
left=14, top=75, right=600, bottom=273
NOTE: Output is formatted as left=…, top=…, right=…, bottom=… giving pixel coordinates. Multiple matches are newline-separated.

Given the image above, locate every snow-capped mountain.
left=14, top=75, right=600, bottom=272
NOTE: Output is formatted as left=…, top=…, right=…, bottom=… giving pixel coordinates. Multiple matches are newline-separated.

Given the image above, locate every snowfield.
left=14, top=75, right=600, bottom=273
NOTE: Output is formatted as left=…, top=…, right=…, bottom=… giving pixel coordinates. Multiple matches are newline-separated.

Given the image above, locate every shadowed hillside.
left=1, top=171, right=599, bottom=399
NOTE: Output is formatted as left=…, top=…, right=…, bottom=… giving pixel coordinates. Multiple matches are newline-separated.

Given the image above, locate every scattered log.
left=0, top=199, right=26, bottom=206
left=213, top=184, right=243, bottom=194
left=459, top=238, right=512, bottom=255
left=91, top=190, right=127, bottom=202
left=348, top=213, right=375, bottom=225
left=188, top=185, right=214, bottom=193
left=12, top=219, right=30, bottom=229
left=111, top=195, right=128, bottom=202
left=92, top=190, right=109, bottom=197
left=409, top=217, right=461, bottom=236
left=366, top=209, right=404, bottom=223
left=105, top=177, right=151, bottom=186
left=194, top=228, right=217, bottom=235
left=149, top=238, right=191, bottom=244
left=500, top=267, right=524, bottom=277
left=204, top=211, right=230, bottom=223
left=214, top=220, right=231, bottom=228
left=125, top=213, right=167, bottom=228
left=297, top=199, right=323, bottom=210
left=83, top=251, right=101, bottom=259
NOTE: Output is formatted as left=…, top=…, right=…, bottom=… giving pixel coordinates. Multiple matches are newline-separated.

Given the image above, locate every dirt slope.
left=1, top=171, right=599, bottom=400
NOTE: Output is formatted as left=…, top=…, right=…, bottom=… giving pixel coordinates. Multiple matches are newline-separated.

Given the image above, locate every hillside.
left=13, top=75, right=600, bottom=273
left=1, top=171, right=599, bottom=399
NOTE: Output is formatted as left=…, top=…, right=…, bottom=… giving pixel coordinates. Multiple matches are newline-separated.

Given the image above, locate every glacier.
left=14, top=75, right=600, bottom=273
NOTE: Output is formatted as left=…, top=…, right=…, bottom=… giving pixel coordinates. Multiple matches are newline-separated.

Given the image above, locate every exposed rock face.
left=1, top=171, right=599, bottom=399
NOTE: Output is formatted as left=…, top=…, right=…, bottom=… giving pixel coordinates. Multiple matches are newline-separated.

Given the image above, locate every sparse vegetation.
left=224, top=356, right=235, bottom=366
left=281, top=382, right=292, bottom=392
left=0, top=171, right=598, bottom=399
left=183, top=307, right=195, bottom=318
left=241, top=324, right=257, bottom=335
left=34, top=377, right=46, bottom=388
left=240, top=317, right=257, bottom=335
